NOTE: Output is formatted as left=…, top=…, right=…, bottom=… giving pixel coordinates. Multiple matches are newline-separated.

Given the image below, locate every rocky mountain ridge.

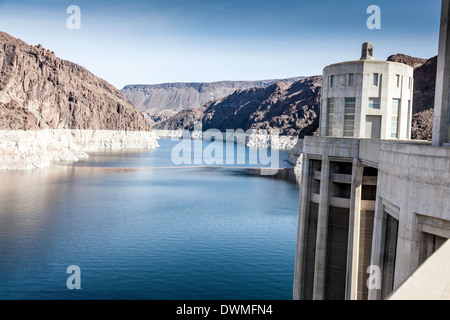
left=156, top=76, right=322, bottom=137
left=121, top=77, right=304, bottom=125
left=0, top=31, right=150, bottom=131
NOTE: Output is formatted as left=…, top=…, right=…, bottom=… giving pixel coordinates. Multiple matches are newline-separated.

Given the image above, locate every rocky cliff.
left=386, top=54, right=428, bottom=69
left=156, top=76, right=322, bottom=137
left=0, top=31, right=150, bottom=131
left=388, top=54, right=437, bottom=140
left=121, top=77, right=304, bottom=125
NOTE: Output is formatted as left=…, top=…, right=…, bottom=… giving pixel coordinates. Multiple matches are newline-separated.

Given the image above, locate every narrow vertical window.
left=396, top=74, right=400, bottom=87
left=381, top=213, right=399, bottom=299
left=348, top=73, right=355, bottom=86
left=327, top=98, right=334, bottom=136
left=344, top=98, right=356, bottom=137
left=391, top=99, right=401, bottom=138
left=330, top=75, right=334, bottom=87
left=373, top=73, right=379, bottom=86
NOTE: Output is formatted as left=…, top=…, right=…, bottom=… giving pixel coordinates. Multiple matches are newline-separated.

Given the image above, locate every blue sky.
left=0, top=0, right=442, bottom=89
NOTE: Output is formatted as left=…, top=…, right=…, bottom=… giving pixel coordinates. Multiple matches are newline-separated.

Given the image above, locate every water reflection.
left=0, top=140, right=300, bottom=300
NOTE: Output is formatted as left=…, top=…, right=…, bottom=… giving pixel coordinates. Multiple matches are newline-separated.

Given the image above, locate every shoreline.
left=154, top=129, right=303, bottom=170
left=153, top=129, right=299, bottom=151
left=0, top=128, right=304, bottom=170
left=0, top=129, right=159, bottom=170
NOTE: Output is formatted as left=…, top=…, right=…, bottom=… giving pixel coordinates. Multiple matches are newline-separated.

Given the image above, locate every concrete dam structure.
left=293, top=1, right=450, bottom=300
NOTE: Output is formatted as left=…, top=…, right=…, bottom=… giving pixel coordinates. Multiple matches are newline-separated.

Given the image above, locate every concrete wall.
left=368, top=141, right=450, bottom=299
left=296, top=2, right=450, bottom=299
left=293, top=136, right=450, bottom=300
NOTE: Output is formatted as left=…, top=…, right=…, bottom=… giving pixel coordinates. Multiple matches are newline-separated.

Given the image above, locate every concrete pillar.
left=433, top=0, right=450, bottom=146
left=347, top=158, right=364, bottom=300
left=368, top=193, right=385, bottom=300
left=393, top=207, right=412, bottom=291
left=312, top=151, right=330, bottom=299
left=293, top=153, right=311, bottom=300
left=392, top=202, right=422, bottom=291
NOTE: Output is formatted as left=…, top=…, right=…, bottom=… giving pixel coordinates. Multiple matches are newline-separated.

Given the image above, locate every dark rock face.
left=0, top=100, right=39, bottom=130
left=388, top=54, right=437, bottom=140
left=157, top=76, right=322, bottom=137
left=0, top=31, right=150, bottom=131
left=121, top=77, right=305, bottom=125
left=387, top=54, right=428, bottom=69
left=411, top=109, right=434, bottom=141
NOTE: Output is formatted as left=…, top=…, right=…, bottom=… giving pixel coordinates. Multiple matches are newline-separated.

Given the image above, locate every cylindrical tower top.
left=320, top=42, right=414, bottom=140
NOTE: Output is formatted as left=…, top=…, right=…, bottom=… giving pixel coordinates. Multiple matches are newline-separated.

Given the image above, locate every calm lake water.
left=0, top=139, right=300, bottom=300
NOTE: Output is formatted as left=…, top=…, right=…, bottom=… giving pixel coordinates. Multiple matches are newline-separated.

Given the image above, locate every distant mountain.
left=0, top=31, right=149, bottom=131
left=388, top=54, right=437, bottom=141
left=121, top=77, right=304, bottom=125
left=156, top=76, right=322, bottom=137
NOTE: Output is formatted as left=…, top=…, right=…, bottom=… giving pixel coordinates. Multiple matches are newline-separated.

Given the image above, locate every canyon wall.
left=121, top=77, right=304, bottom=125
left=0, top=31, right=150, bottom=131
left=156, top=76, right=322, bottom=137
left=0, top=31, right=158, bottom=170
